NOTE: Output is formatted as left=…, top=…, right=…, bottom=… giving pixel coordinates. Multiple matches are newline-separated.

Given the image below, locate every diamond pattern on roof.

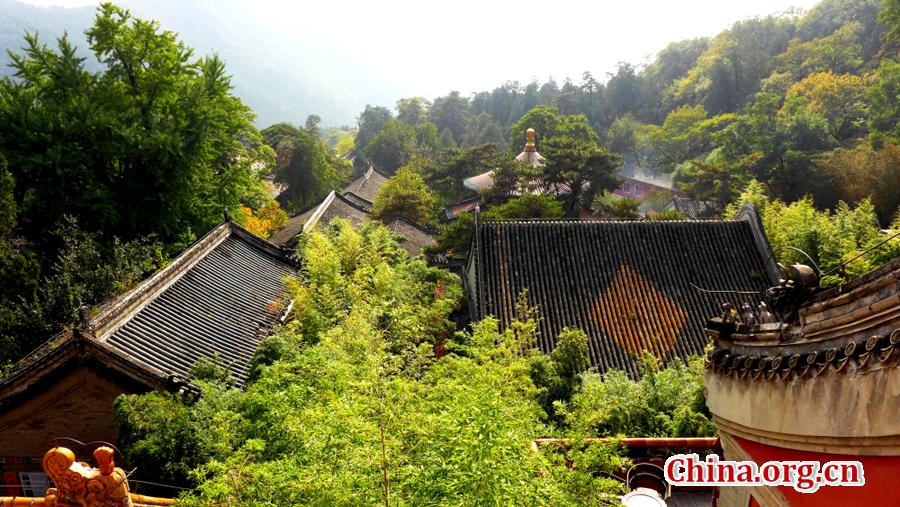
left=593, top=264, right=687, bottom=360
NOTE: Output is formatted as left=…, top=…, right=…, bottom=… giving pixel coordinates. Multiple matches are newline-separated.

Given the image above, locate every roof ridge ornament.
left=524, top=128, right=537, bottom=153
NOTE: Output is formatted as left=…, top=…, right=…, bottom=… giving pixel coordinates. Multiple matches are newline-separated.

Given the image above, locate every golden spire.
left=524, top=128, right=536, bottom=153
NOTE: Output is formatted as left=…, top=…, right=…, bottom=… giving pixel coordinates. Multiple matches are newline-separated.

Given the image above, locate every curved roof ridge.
left=383, top=214, right=438, bottom=235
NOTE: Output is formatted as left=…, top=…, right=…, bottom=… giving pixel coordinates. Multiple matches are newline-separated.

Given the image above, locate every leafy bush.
left=727, top=180, right=900, bottom=285
left=116, top=219, right=634, bottom=505
left=1, top=216, right=162, bottom=365
left=559, top=354, right=716, bottom=438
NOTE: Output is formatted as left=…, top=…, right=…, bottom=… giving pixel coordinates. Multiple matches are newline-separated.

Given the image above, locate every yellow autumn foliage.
left=235, top=200, right=288, bottom=239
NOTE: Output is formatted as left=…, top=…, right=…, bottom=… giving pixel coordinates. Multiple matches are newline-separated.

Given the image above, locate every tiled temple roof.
left=270, top=191, right=372, bottom=247
left=270, top=167, right=387, bottom=247
left=444, top=197, right=480, bottom=221
left=668, top=195, right=717, bottom=219
left=618, top=164, right=674, bottom=190
left=0, top=221, right=297, bottom=405
left=384, top=215, right=438, bottom=257
left=268, top=167, right=438, bottom=255
left=467, top=215, right=776, bottom=376
left=104, top=233, right=294, bottom=384
left=343, top=166, right=389, bottom=202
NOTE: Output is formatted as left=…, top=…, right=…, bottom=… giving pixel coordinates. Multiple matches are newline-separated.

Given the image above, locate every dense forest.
left=346, top=0, right=900, bottom=224
left=1, top=0, right=900, bottom=502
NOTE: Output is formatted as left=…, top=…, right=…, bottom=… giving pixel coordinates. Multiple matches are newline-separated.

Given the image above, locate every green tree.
left=559, top=355, right=716, bottom=438
left=530, top=327, right=590, bottom=422
left=880, top=0, right=900, bottom=44
left=265, top=123, right=349, bottom=212
left=2, top=217, right=161, bottom=364
left=675, top=160, right=746, bottom=206
left=815, top=142, right=900, bottom=224
left=715, top=91, right=833, bottom=201
left=541, top=136, right=621, bottom=216
left=396, top=96, right=429, bottom=126
left=428, top=91, right=471, bottom=146
left=0, top=3, right=267, bottom=243
left=364, top=118, right=416, bottom=172
left=673, top=16, right=796, bottom=114
left=416, top=143, right=498, bottom=202
left=354, top=104, right=393, bottom=153
left=643, top=105, right=735, bottom=170
left=304, top=114, right=322, bottom=135
left=778, top=23, right=864, bottom=77
left=413, top=121, right=440, bottom=153
left=868, top=58, right=900, bottom=142
left=509, top=104, right=597, bottom=152
left=594, top=194, right=642, bottom=219
left=783, top=71, right=867, bottom=142
left=371, top=162, right=435, bottom=224
left=605, top=114, right=644, bottom=163
left=439, top=127, right=457, bottom=148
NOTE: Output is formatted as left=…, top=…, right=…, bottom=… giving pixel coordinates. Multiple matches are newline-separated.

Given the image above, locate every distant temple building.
left=0, top=220, right=296, bottom=492
left=704, top=237, right=900, bottom=505
left=666, top=194, right=718, bottom=219
left=514, top=127, right=545, bottom=167
left=465, top=205, right=777, bottom=375
left=461, top=129, right=716, bottom=220
left=463, top=128, right=544, bottom=192
left=613, top=163, right=677, bottom=201
left=270, top=166, right=436, bottom=257
left=444, top=196, right=480, bottom=221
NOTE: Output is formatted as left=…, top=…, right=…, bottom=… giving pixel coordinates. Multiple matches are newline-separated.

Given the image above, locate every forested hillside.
left=351, top=0, right=900, bottom=224
left=0, top=0, right=405, bottom=126
left=2, top=1, right=900, bottom=503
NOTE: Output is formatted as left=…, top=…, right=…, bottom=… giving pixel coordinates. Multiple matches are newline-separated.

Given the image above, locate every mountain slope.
left=0, top=0, right=404, bottom=126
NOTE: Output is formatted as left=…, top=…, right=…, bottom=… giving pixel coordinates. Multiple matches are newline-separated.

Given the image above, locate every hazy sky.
left=23, top=0, right=821, bottom=97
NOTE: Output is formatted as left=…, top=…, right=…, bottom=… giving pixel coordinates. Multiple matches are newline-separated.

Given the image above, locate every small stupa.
left=463, top=128, right=543, bottom=191
left=514, top=128, right=544, bottom=167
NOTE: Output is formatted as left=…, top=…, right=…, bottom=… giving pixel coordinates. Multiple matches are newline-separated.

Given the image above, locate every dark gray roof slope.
left=467, top=216, right=776, bottom=376
left=270, top=167, right=386, bottom=247
left=343, top=165, right=389, bottom=202
left=669, top=195, right=718, bottom=219
left=270, top=192, right=370, bottom=247
left=269, top=205, right=319, bottom=247
left=0, top=221, right=296, bottom=401
left=105, top=234, right=294, bottom=384
left=384, top=216, right=437, bottom=257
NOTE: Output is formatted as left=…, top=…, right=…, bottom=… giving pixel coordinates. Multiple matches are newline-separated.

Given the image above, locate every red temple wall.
left=734, top=435, right=900, bottom=506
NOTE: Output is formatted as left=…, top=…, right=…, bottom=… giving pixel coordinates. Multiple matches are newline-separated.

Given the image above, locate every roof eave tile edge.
left=465, top=207, right=483, bottom=322
left=0, top=333, right=170, bottom=409
left=227, top=221, right=298, bottom=266
left=383, top=215, right=439, bottom=235
left=91, top=222, right=232, bottom=341
left=341, top=191, right=374, bottom=209
left=302, top=190, right=337, bottom=233
left=733, top=204, right=780, bottom=284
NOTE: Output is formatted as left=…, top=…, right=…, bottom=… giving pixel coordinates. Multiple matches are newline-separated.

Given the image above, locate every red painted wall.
left=734, top=436, right=900, bottom=506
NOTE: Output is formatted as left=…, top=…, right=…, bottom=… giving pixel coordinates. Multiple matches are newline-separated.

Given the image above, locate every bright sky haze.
left=23, top=0, right=821, bottom=98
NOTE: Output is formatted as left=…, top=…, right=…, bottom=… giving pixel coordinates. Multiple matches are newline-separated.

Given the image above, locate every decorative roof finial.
left=524, top=128, right=536, bottom=153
